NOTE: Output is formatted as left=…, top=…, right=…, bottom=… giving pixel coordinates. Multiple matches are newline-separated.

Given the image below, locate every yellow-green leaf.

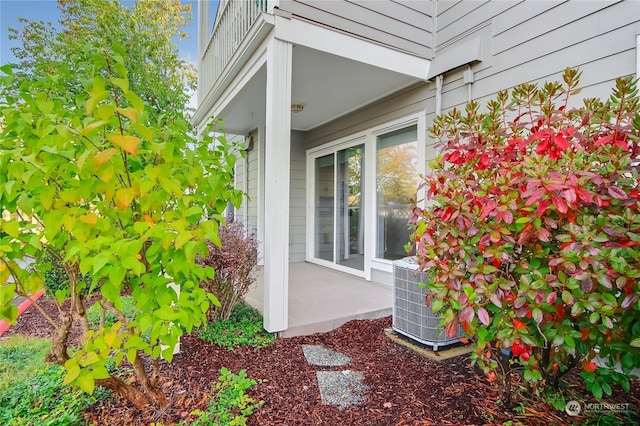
left=1, top=219, right=19, bottom=238
left=110, top=77, right=129, bottom=93
left=127, top=348, right=137, bottom=364
left=76, top=372, right=95, bottom=394
left=108, top=134, right=140, bottom=155
left=94, top=148, right=119, bottom=166
left=131, top=123, right=152, bottom=141
left=81, top=120, right=107, bottom=136
left=104, top=331, right=117, bottom=348
left=81, top=351, right=100, bottom=366
left=175, top=231, right=193, bottom=249
left=92, top=365, right=111, bottom=380
left=79, top=212, right=99, bottom=226
left=63, top=360, right=81, bottom=385
left=116, top=107, right=138, bottom=123
left=115, top=187, right=135, bottom=210
left=124, top=91, right=144, bottom=112
left=86, top=90, right=110, bottom=115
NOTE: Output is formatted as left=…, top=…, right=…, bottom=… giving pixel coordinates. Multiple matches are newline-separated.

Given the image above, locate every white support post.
left=263, top=37, right=292, bottom=333
left=197, top=0, right=209, bottom=103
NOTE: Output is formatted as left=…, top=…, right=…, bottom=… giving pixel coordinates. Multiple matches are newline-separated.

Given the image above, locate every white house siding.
left=289, top=130, right=307, bottom=262
left=435, top=0, right=640, bottom=112
left=277, top=0, right=434, bottom=58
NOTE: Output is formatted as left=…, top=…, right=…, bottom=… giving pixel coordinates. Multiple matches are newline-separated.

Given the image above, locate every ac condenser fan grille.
left=392, top=258, right=464, bottom=351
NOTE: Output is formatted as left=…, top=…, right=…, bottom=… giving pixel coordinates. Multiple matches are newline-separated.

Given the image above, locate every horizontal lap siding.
left=290, top=131, right=307, bottom=262
left=437, top=0, right=639, bottom=112
left=304, top=0, right=638, bottom=171
left=305, top=82, right=434, bottom=149
left=278, top=0, right=433, bottom=58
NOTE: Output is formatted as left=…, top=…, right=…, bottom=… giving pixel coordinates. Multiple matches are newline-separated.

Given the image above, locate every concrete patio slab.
left=245, top=262, right=392, bottom=337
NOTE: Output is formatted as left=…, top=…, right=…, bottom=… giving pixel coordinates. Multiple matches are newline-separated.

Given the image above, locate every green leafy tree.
left=7, top=0, right=196, bottom=114
left=409, top=69, right=640, bottom=405
left=0, top=41, right=243, bottom=411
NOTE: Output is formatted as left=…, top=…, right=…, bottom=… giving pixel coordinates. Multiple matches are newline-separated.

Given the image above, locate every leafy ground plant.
left=409, top=68, right=640, bottom=405
left=198, top=302, right=275, bottom=351
left=0, top=335, right=51, bottom=392
left=190, top=367, right=263, bottom=426
left=0, top=364, right=110, bottom=426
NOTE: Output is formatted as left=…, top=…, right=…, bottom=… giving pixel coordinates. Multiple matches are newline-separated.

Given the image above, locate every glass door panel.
left=314, top=154, right=334, bottom=261
left=337, top=145, right=364, bottom=270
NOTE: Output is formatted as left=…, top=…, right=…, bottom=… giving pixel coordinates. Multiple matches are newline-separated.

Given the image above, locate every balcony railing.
left=199, top=0, right=266, bottom=101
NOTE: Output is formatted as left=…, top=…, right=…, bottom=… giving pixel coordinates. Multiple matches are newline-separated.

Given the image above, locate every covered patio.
left=245, top=262, right=392, bottom=337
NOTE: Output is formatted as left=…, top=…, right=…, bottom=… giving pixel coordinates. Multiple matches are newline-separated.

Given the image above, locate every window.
left=376, top=125, right=419, bottom=260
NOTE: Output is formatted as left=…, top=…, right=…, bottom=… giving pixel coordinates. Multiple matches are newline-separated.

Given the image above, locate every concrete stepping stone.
left=316, top=370, right=367, bottom=408
left=302, top=344, right=351, bottom=366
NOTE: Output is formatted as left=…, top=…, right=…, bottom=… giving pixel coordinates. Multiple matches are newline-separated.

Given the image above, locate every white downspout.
left=435, top=74, right=443, bottom=116
left=636, top=32, right=640, bottom=80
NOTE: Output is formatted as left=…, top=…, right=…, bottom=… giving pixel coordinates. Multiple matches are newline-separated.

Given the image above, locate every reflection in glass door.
left=338, top=145, right=364, bottom=270
left=313, top=144, right=365, bottom=271
left=314, top=154, right=334, bottom=262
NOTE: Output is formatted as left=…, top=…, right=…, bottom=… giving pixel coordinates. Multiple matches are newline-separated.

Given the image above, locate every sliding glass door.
left=313, top=144, right=365, bottom=271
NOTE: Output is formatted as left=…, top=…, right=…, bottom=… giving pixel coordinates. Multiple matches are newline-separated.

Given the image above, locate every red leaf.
left=524, top=188, right=546, bottom=207
left=563, top=188, right=577, bottom=204
left=459, top=306, right=475, bottom=325
left=551, top=195, right=568, bottom=214
left=477, top=307, right=490, bottom=326
left=536, top=199, right=551, bottom=217
left=513, top=319, right=529, bottom=331
left=536, top=227, right=551, bottom=242
left=554, top=134, right=570, bottom=149
left=584, top=362, right=597, bottom=372
left=546, top=292, right=558, bottom=304
left=441, top=206, right=454, bottom=222
left=594, top=135, right=612, bottom=146
left=608, top=186, right=627, bottom=200
left=576, top=187, right=593, bottom=203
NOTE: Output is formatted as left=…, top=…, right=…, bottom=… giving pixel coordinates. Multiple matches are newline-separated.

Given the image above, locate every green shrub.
left=0, top=364, right=109, bottom=425
left=409, top=69, right=640, bottom=404
left=190, top=367, right=263, bottom=426
left=198, top=302, right=274, bottom=351
left=85, top=295, right=136, bottom=328
left=0, top=335, right=51, bottom=393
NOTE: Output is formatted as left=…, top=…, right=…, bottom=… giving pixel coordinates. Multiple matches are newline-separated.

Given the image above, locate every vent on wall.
left=392, top=257, right=464, bottom=351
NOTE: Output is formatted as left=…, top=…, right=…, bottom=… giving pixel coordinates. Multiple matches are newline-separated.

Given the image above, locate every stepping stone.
left=316, top=370, right=367, bottom=408
left=302, top=344, right=351, bottom=366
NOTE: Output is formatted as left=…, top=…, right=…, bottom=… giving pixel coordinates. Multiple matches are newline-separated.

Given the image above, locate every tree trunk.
left=46, top=310, right=72, bottom=364
left=96, top=376, right=151, bottom=411
left=133, top=353, right=169, bottom=408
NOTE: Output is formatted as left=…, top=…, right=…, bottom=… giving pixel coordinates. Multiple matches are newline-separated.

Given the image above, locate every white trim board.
left=274, top=14, right=430, bottom=80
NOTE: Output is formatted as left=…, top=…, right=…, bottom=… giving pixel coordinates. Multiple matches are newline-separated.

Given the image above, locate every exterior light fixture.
left=291, top=103, right=304, bottom=113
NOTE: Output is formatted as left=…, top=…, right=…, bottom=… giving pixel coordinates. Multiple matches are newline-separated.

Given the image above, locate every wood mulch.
left=3, top=298, right=640, bottom=425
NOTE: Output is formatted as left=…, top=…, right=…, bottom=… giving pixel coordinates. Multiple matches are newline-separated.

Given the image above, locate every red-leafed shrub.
left=409, top=69, right=640, bottom=404
left=197, top=222, right=259, bottom=321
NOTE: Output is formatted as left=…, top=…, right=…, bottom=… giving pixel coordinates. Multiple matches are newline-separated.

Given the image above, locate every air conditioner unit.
left=392, top=257, right=464, bottom=351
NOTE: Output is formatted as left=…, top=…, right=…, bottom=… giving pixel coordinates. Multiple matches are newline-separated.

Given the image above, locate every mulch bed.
left=4, top=297, right=640, bottom=425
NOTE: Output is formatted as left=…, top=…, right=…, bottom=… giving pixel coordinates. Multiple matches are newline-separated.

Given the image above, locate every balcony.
left=198, top=0, right=267, bottom=102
